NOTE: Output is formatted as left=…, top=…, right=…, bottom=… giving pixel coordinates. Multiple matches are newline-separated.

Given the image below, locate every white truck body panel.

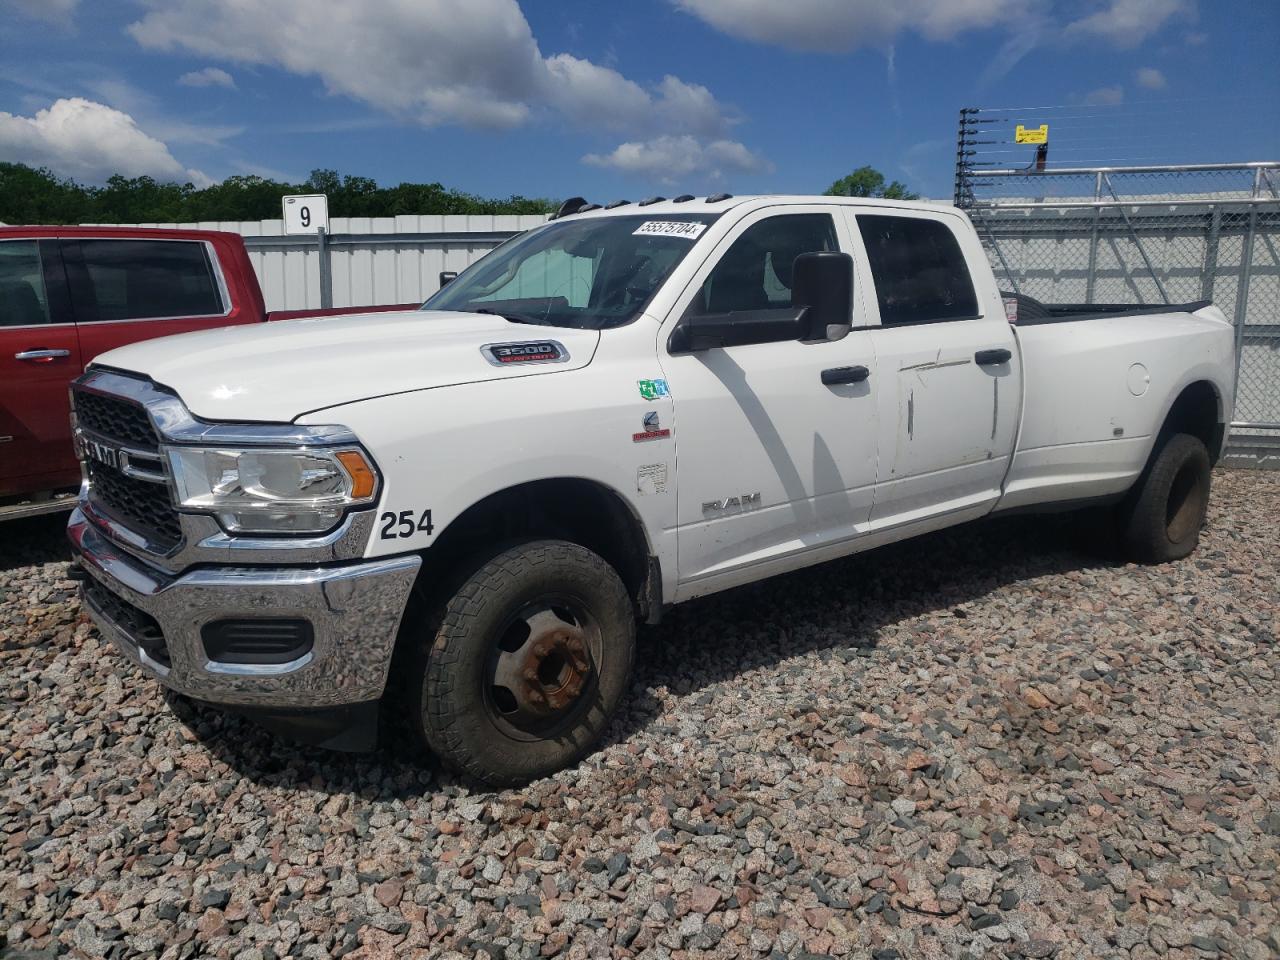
left=89, top=195, right=1236, bottom=607
left=998, top=305, right=1234, bottom=509
left=92, top=309, right=600, bottom=422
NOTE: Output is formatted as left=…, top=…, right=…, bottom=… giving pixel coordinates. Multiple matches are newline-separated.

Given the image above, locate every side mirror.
left=668, top=308, right=812, bottom=353
left=791, top=251, right=853, bottom=341
left=667, top=249, right=855, bottom=353
left=439, top=271, right=458, bottom=288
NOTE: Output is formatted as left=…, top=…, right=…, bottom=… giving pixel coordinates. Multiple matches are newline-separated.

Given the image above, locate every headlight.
left=167, top=446, right=378, bottom=534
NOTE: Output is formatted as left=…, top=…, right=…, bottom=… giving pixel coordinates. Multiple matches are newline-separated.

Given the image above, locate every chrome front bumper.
left=68, top=508, right=420, bottom=708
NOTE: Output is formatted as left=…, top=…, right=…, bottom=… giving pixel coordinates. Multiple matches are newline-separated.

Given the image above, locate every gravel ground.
left=1, top=469, right=1277, bottom=960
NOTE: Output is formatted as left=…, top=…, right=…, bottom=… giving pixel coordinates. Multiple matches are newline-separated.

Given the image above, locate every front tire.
left=407, top=540, right=635, bottom=786
left=1118, top=432, right=1212, bottom=563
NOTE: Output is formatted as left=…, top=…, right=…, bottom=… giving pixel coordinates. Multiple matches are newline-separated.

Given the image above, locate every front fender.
left=298, top=371, right=680, bottom=600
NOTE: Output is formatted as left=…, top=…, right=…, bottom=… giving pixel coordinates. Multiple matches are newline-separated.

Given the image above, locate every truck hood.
left=91, top=309, right=600, bottom=422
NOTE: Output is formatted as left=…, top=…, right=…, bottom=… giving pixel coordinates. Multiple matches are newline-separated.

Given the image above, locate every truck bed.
left=1003, top=293, right=1211, bottom=326
left=998, top=299, right=1234, bottom=511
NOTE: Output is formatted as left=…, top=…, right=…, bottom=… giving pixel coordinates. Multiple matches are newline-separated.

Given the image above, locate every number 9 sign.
left=282, top=194, right=329, bottom=235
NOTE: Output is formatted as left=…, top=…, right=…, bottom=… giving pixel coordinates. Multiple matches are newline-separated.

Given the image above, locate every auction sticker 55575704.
left=633, top=221, right=707, bottom=240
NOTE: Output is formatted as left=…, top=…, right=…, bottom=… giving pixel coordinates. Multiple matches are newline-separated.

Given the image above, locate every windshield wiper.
left=470, top=307, right=553, bottom=326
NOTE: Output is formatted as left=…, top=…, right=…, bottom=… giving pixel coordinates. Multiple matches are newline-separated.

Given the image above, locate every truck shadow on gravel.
left=0, top=513, right=73, bottom=570
left=618, top=512, right=1114, bottom=739
left=167, top=511, right=1116, bottom=798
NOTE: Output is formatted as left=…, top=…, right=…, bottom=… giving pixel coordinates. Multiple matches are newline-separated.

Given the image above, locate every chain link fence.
left=957, top=161, right=1280, bottom=468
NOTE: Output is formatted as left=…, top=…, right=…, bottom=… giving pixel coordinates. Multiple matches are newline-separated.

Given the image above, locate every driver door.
left=658, top=206, right=880, bottom=598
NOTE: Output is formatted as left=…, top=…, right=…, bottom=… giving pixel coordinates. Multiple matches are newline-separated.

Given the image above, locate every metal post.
left=1103, top=174, right=1169, bottom=304
left=975, top=208, right=1020, bottom=295
left=316, top=226, right=333, bottom=310
left=1232, top=169, right=1262, bottom=391
left=1085, top=172, right=1102, bottom=303
left=1262, top=167, right=1279, bottom=199
left=1201, top=206, right=1221, bottom=304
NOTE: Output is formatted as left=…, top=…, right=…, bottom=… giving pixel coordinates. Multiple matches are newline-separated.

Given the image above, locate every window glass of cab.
left=74, top=239, right=223, bottom=322
left=472, top=245, right=597, bottom=309
left=690, top=213, right=838, bottom=316
left=0, top=240, right=51, bottom=327
left=425, top=214, right=719, bottom=329
left=856, top=215, right=978, bottom=325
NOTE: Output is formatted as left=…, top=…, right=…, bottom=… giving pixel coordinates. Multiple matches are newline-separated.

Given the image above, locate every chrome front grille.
left=84, top=459, right=182, bottom=550
left=74, top=390, right=160, bottom=452
left=72, top=381, right=182, bottom=554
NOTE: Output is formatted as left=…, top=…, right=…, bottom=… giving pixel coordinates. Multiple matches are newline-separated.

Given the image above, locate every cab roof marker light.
left=576, top=203, right=603, bottom=213
left=638, top=196, right=665, bottom=206
left=707, top=193, right=733, bottom=203
left=604, top=199, right=631, bottom=209
left=550, top=196, right=587, bottom=220
left=672, top=194, right=694, bottom=203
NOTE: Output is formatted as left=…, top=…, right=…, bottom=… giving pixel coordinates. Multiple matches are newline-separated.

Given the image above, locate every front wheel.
left=1117, top=432, right=1212, bottom=563
left=406, top=540, right=635, bottom=786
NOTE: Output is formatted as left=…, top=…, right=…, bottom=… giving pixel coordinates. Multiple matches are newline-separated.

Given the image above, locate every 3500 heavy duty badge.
left=481, top=341, right=569, bottom=366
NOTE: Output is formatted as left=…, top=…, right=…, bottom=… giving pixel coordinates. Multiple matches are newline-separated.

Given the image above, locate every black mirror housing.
left=669, top=308, right=809, bottom=353
left=791, top=251, right=854, bottom=340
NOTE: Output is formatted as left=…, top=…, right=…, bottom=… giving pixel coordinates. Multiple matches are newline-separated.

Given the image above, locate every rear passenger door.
left=849, top=211, right=1020, bottom=528
left=61, top=238, right=232, bottom=366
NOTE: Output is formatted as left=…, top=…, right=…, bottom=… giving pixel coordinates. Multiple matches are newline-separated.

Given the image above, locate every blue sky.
left=1, top=0, right=1276, bottom=202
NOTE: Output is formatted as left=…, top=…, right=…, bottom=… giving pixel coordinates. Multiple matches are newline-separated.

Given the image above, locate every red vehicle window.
left=0, top=240, right=53, bottom=327
left=72, top=239, right=225, bottom=323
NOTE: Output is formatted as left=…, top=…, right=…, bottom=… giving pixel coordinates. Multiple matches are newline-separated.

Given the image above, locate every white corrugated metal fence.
left=96, top=215, right=550, bottom=312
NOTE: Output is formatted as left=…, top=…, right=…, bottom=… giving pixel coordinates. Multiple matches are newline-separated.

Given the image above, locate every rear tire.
left=405, top=539, right=635, bottom=786
left=1117, top=432, right=1211, bottom=563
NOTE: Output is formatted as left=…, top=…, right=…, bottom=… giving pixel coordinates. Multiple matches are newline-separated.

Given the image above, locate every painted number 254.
left=379, top=509, right=434, bottom=539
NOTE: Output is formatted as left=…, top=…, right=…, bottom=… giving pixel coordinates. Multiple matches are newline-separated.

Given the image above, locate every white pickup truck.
left=67, top=194, right=1235, bottom=784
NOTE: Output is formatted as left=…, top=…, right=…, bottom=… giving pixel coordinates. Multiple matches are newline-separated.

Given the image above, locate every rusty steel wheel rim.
left=485, top=596, right=601, bottom=738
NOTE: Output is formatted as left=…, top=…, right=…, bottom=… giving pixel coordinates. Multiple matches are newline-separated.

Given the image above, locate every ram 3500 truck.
left=0, top=226, right=413, bottom=520
left=66, top=195, right=1235, bottom=785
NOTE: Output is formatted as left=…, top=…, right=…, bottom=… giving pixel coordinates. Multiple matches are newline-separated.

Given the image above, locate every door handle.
left=14, top=348, right=71, bottom=362
left=974, top=348, right=1012, bottom=366
left=821, top=365, right=870, bottom=385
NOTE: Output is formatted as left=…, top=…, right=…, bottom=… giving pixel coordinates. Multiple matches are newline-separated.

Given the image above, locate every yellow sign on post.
left=1015, top=124, right=1049, bottom=144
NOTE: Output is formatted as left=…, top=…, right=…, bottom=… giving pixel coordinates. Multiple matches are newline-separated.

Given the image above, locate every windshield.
left=423, top=213, right=720, bottom=329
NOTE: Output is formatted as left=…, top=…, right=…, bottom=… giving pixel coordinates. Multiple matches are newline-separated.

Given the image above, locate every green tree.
left=94, top=175, right=195, bottom=224
left=185, top=175, right=306, bottom=221
left=0, top=162, right=556, bottom=224
left=824, top=165, right=918, bottom=200
left=0, top=163, right=94, bottom=224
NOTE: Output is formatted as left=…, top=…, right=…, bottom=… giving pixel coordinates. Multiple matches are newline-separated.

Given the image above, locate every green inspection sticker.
left=638, top=378, right=670, bottom=400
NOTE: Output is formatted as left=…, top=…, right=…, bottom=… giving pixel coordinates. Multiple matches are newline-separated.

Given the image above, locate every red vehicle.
left=0, top=226, right=413, bottom=519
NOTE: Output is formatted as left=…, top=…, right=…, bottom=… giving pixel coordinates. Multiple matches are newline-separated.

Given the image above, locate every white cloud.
left=543, top=58, right=732, bottom=138
left=178, top=67, right=236, bottom=90
left=84, top=77, right=244, bottom=148
left=584, top=135, right=771, bottom=183
left=1135, top=66, right=1166, bottom=89
left=1065, top=0, right=1192, bottom=47
left=0, top=97, right=208, bottom=184
left=128, top=0, right=551, bottom=127
left=127, top=0, right=738, bottom=138
left=127, top=0, right=756, bottom=182
left=2, top=0, right=78, bottom=26
left=672, top=0, right=1032, bottom=52
left=1084, top=85, right=1125, bottom=105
